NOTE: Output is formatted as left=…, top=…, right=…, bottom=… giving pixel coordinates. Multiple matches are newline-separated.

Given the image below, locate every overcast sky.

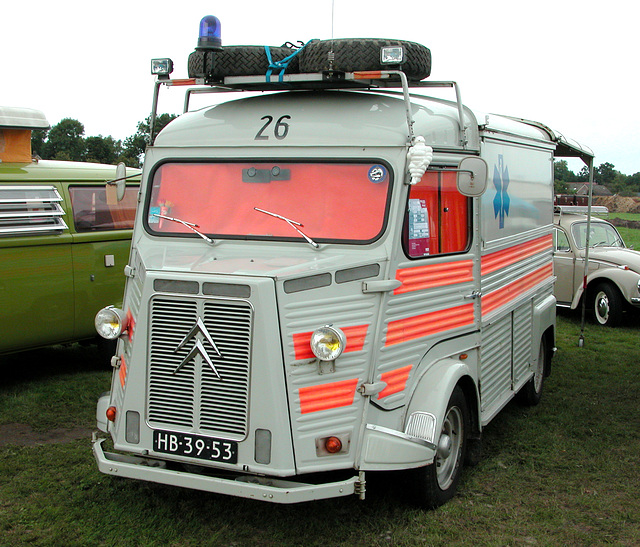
left=4, top=0, right=638, bottom=174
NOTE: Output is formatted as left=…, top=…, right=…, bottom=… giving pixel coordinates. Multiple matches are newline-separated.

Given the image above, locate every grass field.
left=1, top=313, right=639, bottom=546
left=609, top=213, right=640, bottom=249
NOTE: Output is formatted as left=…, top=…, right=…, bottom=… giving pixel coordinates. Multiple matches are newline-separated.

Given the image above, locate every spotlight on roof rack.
left=380, top=45, right=404, bottom=64
left=197, top=15, right=222, bottom=51
left=151, top=58, right=174, bottom=79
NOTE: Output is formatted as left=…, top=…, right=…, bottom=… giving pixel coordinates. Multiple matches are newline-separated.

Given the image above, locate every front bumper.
left=92, top=435, right=363, bottom=504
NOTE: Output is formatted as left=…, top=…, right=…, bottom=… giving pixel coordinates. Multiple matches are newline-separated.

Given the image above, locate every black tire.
left=517, top=337, right=547, bottom=406
left=299, top=38, right=431, bottom=81
left=188, top=46, right=301, bottom=80
left=411, top=387, right=468, bottom=508
left=592, top=282, right=624, bottom=327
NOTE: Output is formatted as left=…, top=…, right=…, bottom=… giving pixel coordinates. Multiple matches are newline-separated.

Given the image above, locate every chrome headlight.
left=310, top=326, right=346, bottom=361
left=95, top=306, right=127, bottom=340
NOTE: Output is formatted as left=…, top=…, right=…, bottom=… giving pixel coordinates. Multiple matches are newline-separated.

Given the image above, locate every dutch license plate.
left=153, top=430, right=238, bottom=464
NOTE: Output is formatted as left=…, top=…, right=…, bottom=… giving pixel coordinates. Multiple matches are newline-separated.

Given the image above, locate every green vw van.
left=0, top=107, right=140, bottom=355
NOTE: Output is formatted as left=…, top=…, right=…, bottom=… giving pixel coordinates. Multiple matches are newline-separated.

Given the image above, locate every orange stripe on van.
left=481, top=235, right=552, bottom=275
left=385, top=303, right=475, bottom=347
left=377, top=364, right=413, bottom=399
left=482, top=263, right=553, bottom=316
left=293, top=324, right=369, bottom=360
left=394, top=260, right=474, bottom=295
left=119, top=356, right=127, bottom=388
left=299, top=378, right=359, bottom=414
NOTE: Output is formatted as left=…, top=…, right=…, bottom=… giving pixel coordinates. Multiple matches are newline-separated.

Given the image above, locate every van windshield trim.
left=144, top=159, right=394, bottom=245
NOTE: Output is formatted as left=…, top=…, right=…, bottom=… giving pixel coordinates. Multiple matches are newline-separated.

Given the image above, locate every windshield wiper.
left=254, top=207, right=319, bottom=248
left=153, top=213, right=214, bottom=245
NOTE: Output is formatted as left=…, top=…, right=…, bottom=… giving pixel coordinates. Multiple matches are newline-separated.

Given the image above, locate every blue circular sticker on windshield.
left=368, top=165, right=387, bottom=183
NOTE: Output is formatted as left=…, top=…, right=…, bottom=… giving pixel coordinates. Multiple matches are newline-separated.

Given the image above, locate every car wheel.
left=592, top=282, right=623, bottom=327
left=517, top=337, right=547, bottom=406
left=411, top=387, right=468, bottom=508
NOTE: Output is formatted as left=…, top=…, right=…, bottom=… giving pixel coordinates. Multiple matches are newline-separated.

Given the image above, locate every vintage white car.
left=553, top=207, right=640, bottom=326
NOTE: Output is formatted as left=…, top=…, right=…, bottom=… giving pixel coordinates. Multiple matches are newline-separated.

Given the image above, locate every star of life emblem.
left=493, top=155, right=510, bottom=229
left=173, top=317, right=222, bottom=379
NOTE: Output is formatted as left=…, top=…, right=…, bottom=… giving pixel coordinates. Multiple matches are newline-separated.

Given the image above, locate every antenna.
left=331, top=0, right=335, bottom=39
left=328, top=0, right=335, bottom=69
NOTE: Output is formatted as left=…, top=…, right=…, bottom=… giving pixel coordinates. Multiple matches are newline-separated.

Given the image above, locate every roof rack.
left=149, top=70, right=468, bottom=148
left=554, top=205, right=609, bottom=216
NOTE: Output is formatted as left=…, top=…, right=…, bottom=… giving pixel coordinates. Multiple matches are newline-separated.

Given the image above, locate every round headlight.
left=310, top=326, right=346, bottom=361
left=95, top=307, right=126, bottom=340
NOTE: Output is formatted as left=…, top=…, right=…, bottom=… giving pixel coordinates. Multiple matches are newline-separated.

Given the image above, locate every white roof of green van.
left=0, top=107, right=49, bottom=130
left=0, top=160, right=141, bottom=182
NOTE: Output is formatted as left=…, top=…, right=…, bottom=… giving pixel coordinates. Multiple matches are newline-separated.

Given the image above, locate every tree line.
left=31, top=114, right=177, bottom=169
left=554, top=160, right=640, bottom=196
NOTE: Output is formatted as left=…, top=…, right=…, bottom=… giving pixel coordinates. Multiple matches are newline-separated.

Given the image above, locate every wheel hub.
left=597, top=294, right=609, bottom=319
left=437, top=434, right=452, bottom=459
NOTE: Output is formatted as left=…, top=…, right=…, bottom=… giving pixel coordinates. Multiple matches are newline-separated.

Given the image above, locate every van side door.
left=66, top=185, right=138, bottom=339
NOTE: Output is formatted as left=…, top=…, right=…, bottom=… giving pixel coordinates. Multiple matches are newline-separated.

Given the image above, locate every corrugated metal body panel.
left=281, top=283, right=380, bottom=471
left=375, top=254, right=477, bottom=410
left=480, top=314, right=512, bottom=414
left=481, top=235, right=553, bottom=321
left=513, top=302, right=533, bottom=386
left=111, top=254, right=145, bottom=411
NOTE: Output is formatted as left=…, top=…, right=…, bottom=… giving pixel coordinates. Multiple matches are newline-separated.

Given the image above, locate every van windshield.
left=146, top=162, right=392, bottom=243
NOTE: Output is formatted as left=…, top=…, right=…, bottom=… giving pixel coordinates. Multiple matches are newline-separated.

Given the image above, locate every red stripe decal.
left=394, top=260, right=474, bottom=295
left=378, top=364, right=413, bottom=399
left=119, top=356, right=127, bottom=388
left=126, top=308, right=136, bottom=343
left=299, top=378, right=359, bottom=414
left=385, top=303, right=475, bottom=347
left=481, top=235, right=552, bottom=276
left=482, top=263, right=553, bottom=316
left=293, top=324, right=368, bottom=360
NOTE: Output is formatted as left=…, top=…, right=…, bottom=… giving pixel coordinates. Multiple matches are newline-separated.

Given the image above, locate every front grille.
left=148, top=295, right=252, bottom=439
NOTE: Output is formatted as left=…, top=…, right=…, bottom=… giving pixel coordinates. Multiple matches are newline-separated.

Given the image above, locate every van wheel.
left=517, top=338, right=547, bottom=406
left=592, top=282, right=623, bottom=326
left=411, top=387, right=468, bottom=508
left=299, top=38, right=432, bottom=80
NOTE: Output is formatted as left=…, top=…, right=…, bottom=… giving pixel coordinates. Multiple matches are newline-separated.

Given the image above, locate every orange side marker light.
left=106, top=406, right=117, bottom=422
left=325, top=436, right=343, bottom=454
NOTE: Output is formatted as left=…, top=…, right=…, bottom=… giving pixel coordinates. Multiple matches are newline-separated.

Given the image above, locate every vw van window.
left=403, top=170, right=470, bottom=258
left=570, top=221, right=624, bottom=249
left=69, top=186, right=138, bottom=232
left=146, top=162, right=392, bottom=243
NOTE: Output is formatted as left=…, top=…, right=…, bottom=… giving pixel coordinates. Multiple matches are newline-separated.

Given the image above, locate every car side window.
left=554, top=228, right=571, bottom=252
left=69, top=186, right=137, bottom=232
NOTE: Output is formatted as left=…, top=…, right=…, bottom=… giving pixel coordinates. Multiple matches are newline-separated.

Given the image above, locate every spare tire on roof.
left=299, top=38, right=431, bottom=81
left=188, top=45, right=302, bottom=80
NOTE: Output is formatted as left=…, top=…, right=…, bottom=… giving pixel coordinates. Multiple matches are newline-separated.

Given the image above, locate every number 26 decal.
left=255, top=115, right=291, bottom=140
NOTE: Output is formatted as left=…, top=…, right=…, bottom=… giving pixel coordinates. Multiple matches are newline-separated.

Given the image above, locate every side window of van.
left=403, top=170, right=470, bottom=258
left=69, top=186, right=138, bottom=232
